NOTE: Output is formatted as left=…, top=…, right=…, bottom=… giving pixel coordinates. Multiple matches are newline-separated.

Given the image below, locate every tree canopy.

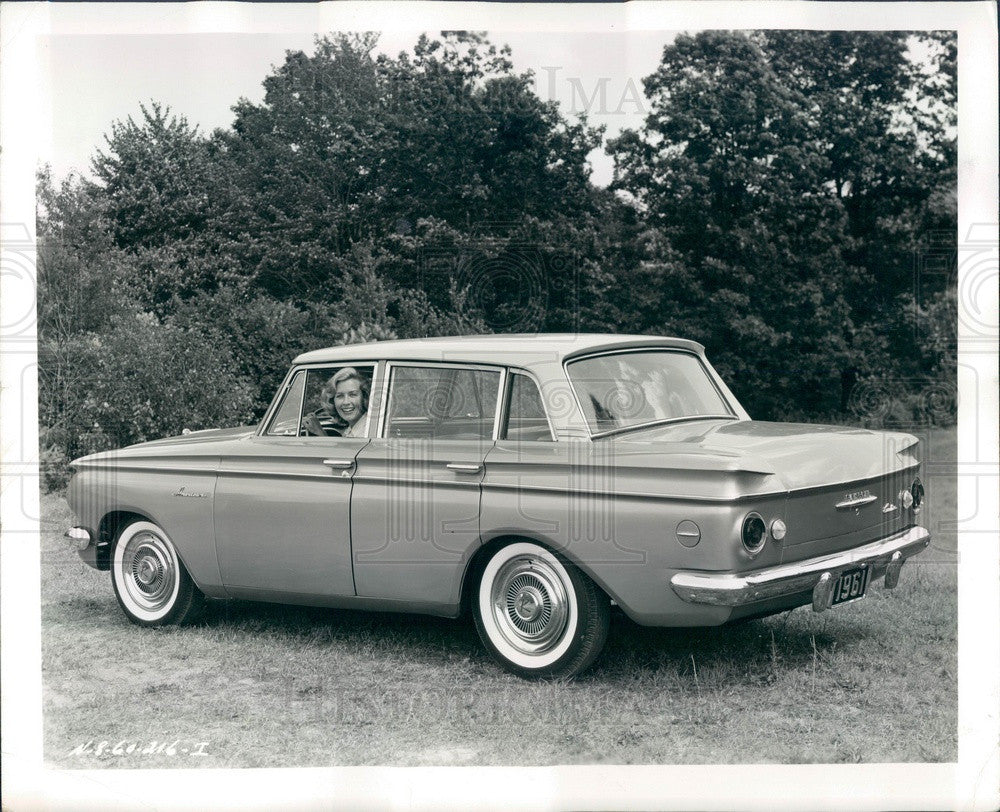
left=37, top=30, right=957, bottom=486
left=608, top=30, right=955, bottom=416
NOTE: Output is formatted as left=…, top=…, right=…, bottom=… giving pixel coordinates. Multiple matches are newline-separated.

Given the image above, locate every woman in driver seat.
left=303, top=367, right=370, bottom=437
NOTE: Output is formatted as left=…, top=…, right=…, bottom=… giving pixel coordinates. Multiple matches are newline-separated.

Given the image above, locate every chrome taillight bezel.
left=741, top=512, right=767, bottom=556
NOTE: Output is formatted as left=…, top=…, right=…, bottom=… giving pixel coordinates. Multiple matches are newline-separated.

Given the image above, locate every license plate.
left=831, top=566, right=869, bottom=605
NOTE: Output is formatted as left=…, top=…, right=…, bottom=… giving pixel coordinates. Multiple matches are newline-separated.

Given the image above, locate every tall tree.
left=36, top=168, right=135, bottom=339
left=609, top=31, right=853, bottom=417
left=215, top=32, right=603, bottom=300
left=89, top=102, right=246, bottom=307
left=609, top=30, right=956, bottom=419
left=91, top=102, right=215, bottom=250
left=760, top=31, right=957, bottom=319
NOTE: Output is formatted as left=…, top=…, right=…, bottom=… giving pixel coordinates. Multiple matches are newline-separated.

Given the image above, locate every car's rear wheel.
left=111, top=520, right=204, bottom=626
left=473, top=541, right=610, bottom=679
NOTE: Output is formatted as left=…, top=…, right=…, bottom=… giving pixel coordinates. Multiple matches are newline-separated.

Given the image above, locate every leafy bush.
left=40, top=313, right=256, bottom=486
left=168, top=286, right=346, bottom=418
left=847, top=288, right=957, bottom=428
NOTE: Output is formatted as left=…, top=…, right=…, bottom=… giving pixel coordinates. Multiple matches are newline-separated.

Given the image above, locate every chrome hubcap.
left=136, top=556, right=159, bottom=586
left=121, top=532, right=176, bottom=611
left=491, top=556, right=569, bottom=655
left=514, top=587, right=544, bottom=623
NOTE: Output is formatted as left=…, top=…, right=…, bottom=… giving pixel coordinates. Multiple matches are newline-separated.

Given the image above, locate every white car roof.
left=292, top=333, right=705, bottom=369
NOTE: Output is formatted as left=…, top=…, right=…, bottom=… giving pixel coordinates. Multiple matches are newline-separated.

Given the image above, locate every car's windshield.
left=566, top=350, right=735, bottom=435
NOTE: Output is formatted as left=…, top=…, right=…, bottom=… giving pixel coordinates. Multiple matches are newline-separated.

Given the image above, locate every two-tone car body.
left=67, top=334, right=929, bottom=677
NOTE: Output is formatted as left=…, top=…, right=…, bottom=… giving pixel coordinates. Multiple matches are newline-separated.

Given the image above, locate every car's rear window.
left=566, top=350, right=733, bottom=434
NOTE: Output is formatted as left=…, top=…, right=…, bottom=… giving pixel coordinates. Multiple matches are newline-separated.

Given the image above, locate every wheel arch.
left=97, top=510, right=148, bottom=570
left=108, top=516, right=206, bottom=626
left=460, top=533, right=616, bottom=617
left=98, top=510, right=200, bottom=590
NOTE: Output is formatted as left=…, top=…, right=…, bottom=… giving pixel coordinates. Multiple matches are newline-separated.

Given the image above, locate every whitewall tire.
left=473, top=542, right=610, bottom=679
left=111, top=521, right=204, bottom=626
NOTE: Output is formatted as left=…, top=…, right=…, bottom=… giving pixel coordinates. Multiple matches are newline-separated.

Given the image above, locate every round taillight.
left=770, top=518, right=787, bottom=541
left=910, top=477, right=924, bottom=509
left=741, top=513, right=767, bottom=555
left=899, top=488, right=914, bottom=510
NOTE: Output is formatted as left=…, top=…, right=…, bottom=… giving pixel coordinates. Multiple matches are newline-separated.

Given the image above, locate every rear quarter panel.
left=481, top=439, right=789, bottom=626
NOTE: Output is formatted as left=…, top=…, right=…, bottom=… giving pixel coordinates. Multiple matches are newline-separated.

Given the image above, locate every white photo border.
left=1, top=2, right=996, bottom=810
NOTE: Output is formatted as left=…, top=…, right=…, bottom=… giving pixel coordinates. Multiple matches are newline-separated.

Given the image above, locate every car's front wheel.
left=473, top=541, right=610, bottom=679
left=111, top=520, right=204, bottom=626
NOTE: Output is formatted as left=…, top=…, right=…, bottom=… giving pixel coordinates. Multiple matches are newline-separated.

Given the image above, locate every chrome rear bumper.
left=670, top=525, right=930, bottom=611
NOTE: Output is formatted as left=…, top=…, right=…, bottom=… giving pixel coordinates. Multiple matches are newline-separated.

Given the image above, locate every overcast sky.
left=40, top=30, right=676, bottom=188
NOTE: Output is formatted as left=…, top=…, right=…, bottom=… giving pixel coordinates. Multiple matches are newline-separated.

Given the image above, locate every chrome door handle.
left=446, top=462, right=482, bottom=474
left=323, top=458, right=355, bottom=469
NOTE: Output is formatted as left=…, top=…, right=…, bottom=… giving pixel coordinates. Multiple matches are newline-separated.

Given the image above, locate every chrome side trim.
left=218, top=468, right=347, bottom=480
left=481, top=480, right=779, bottom=503
left=670, top=525, right=930, bottom=607
left=214, top=469, right=482, bottom=488
left=71, top=462, right=218, bottom=476
left=351, top=475, right=481, bottom=489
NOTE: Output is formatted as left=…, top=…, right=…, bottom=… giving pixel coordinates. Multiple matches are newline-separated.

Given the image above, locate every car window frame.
left=500, top=368, right=556, bottom=442
left=258, top=360, right=380, bottom=439
left=563, top=347, right=737, bottom=438
left=376, top=361, right=508, bottom=441
left=261, top=368, right=308, bottom=437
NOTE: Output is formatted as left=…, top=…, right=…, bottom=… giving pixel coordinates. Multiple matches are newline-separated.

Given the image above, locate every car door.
left=480, top=369, right=573, bottom=547
left=350, top=362, right=503, bottom=608
left=480, top=369, right=647, bottom=568
left=214, top=362, right=377, bottom=601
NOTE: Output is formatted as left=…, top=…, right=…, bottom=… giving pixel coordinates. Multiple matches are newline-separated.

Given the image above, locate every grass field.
left=40, top=428, right=957, bottom=768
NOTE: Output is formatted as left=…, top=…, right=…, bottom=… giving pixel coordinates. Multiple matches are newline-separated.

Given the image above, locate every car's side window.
left=299, top=364, right=375, bottom=438
left=384, top=365, right=501, bottom=440
left=504, top=372, right=554, bottom=441
left=264, top=370, right=306, bottom=436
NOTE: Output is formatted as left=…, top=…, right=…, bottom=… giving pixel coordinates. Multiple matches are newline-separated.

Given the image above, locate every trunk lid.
left=612, top=419, right=920, bottom=550
left=618, top=419, right=918, bottom=490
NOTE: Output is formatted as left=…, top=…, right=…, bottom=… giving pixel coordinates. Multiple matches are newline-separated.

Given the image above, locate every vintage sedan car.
left=66, top=334, right=930, bottom=678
